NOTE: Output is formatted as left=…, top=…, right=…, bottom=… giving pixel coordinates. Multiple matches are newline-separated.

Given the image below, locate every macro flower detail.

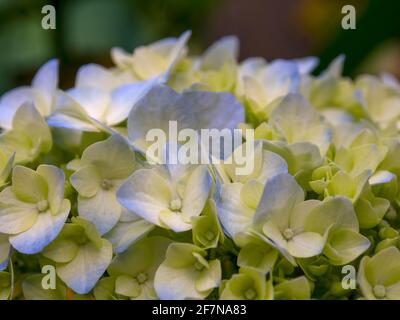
left=0, top=59, right=58, bottom=130
left=154, top=243, right=221, bottom=300
left=0, top=30, right=398, bottom=301
left=94, top=236, right=172, bottom=300
left=0, top=234, right=10, bottom=270
left=220, top=267, right=273, bottom=300
left=127, top=84, right=245, bottom=153
left=358, top=246, right=400, bottom=300
left=42, top=217, right=113, bottom=294
left=69, top=134, right=139, bottom=235
left=0, top=165, right=70, bottom=254
left=117, top=164, right=213, bottom=232
left=0, top=103, right=52, bottom=164
left=0, top=150, right=14, bottom=188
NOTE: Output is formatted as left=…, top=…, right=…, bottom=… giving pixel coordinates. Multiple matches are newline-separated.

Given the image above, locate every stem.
left=8, top=257, right=14, bottom=300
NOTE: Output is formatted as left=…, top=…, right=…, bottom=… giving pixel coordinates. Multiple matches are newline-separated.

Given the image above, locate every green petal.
left=0, top=188, right=38, bottom=234
left=365, top=246, right=400, bottom=287
left=304, top=196, right=359, bottom=235
left=195, top=259, right=221, bottom=293
left=37, top=165, right=66, bottom=214
left=254, top=173, right=304, bottom=229
left=22, top=274, right=67, bottom=300
left=274, top=276, right=311, bottom=300
left=108, top=237, right=172, bottom=278
left=163, top=243, right=205, bottom=269
left=56, top=239, right=112, bottom=294
left=115, top=275, right=141, bottom=298
left=70, top=165, right=101, bottom=198
left=287, top=232, right=325, bottom=258
left=12, top=166, right=48, bottom=203
left=237, top=241, right=278, bottom=273
left=323, top=228, right=370, bottom=265
left=81, top=134, right=135, bottom=180
left=93, top=277, right=117, bottom=300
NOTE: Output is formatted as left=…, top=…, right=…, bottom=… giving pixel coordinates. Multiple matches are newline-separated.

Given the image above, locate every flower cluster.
left=1, top=31, right=400, bottom=300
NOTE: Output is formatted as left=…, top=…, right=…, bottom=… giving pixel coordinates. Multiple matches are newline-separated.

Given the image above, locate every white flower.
left=0, top=60, right=58, bottom=130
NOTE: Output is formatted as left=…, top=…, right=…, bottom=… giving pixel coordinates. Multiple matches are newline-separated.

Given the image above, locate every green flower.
left=238, top=59, right=315, bottom=122
left=192, top=199, right=225, bottom=249
left=192, top=36, right=238, bottom=92
left=118, top=164, right=213, bottom=232
left=274, top=276, right=311, bottom=300
left=0, top=103, right=52, bottom=164
left=358, top=246, right=400, bottom=300
left=0, top=165, right=70, bottom=254
left=112, top=31, right=191, bottom=81
left=42, top=217, right=113, bottom=294
left=94, top=237, right=172, bottom=300
left=219, top=267, right=273, bottom=300
left=268, top=93, right=332, bottom=156
left=70, top=134, right=139, bottom=235
left=305, top=196, right=370, bottom=265
left=355, top=183, right=390, bottom=229
left=218, top=141, right=288, bottom=184
left=217, top=143, right=288, bottom=241
left=252, top=173, right=326, bottom=264
left=355, top=75, right=400, bottom=128
left=154, top=243, right=221, bottom=299
left=325, top=170, right=370, bottom=202
left=334, top=143, right=387, bottom=177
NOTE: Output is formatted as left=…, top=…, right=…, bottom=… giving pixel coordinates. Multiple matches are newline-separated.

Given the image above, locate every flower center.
left=204, top=230, right=215, bottom=241
left=373, top=285, right=386, bottom=299
left=101, top=179, right=113, bottom=190
left=283, top=228, right=294, bottom=240
left=136, top=272, right=148, bottom=284
left=36, top=200, right=49, bottom=213
left=169, top=198, right=182, bottom=211
left=76, top=233, right=89, bottom=246
left=194, top=261, right=204, bottom=271
left=244, top=288, right=257, bottom=300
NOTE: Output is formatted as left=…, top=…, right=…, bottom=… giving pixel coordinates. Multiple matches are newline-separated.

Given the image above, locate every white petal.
left=185, top=90, right=245, bottom=131
left=295, top=57, right=319, bottom=74
left=76, top=64, right=117, bottom=91
left=155, top=265, right=203, bottom=300
left=32, top=59, right=58, bottom=94
left=117, top=168, right=171, bottom=227
left=369, top=170, right=396, bottom=186
left=57, top=239, right=112, bottom=294
left=218, top=183, right=254, bottom=238
left=78, top=189, right=121, bottom=235
left=0, top=87, right=33, bottom=129
left=105, top=79, right=157, bottom=126
left=0, top=203, right=38, bottom=235
left=254, top=173, right=304, bottom=229
left=9, top=200, right=70, bottom=254
left=66, top=87, right=109, bottom=120
left=287, top=232, right=325, bottom=258
left=260, top=60, right=300, bottom=104
left=182, top=166, right=213, bottom=219
left=105, top=220, right=155, bottom=254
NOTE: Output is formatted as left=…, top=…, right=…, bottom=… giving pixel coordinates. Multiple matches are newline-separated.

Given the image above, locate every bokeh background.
left=0, top=0, right=399, bottom=93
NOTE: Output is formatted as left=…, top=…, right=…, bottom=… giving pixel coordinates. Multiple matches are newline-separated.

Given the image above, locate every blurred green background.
left=0, top=0, right=399, bottom=93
